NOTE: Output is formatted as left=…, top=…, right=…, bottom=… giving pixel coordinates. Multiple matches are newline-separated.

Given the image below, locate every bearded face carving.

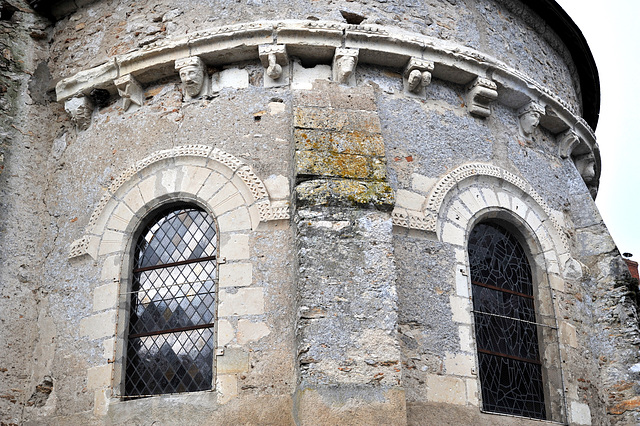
left=175, top=56, right=208, bottom=99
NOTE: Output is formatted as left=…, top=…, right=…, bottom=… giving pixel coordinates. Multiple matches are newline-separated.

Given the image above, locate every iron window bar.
left=129, top=322, right=216, bottom=339
left=133, top=255, right=217, bottom=273
left=120, top=277, right=217, bottom=295
left=471, top=310, right=557, bottom=329
left=471, top=280, right=534, bottom=300
left=477, top=348, right=541, bottom=366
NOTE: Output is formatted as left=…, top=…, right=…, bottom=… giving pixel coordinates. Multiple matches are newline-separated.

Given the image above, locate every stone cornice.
left=54, top=19, right=600, bottom=192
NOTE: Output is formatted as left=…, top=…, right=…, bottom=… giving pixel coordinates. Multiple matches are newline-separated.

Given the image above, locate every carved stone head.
left=332, top=48, right=359, bottom=85
left=175, top=56, right=207, bottom=99
left=65, top=96, right=94, bottom=131
left=574, top=154, right=597, bottom=183
left=518, top=102, right=545, bottom=139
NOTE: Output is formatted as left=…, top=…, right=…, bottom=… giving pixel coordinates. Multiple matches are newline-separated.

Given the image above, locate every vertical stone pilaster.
left=293, top=82, right=405, bottom=424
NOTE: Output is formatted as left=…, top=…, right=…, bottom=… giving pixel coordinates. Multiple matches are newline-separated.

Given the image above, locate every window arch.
left=468, top=222, right=546, bottom=419
left=124, top=205, right=218, bottom=397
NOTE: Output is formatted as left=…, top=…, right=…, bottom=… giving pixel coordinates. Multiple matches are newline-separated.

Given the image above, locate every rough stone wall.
left=0, top=1, right=61, bottom=423
left=1, top=0, right=638, bottom=425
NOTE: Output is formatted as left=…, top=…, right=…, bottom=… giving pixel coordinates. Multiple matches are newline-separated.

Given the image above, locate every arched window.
left=468, top=222, right=545, bottom=419
left=125, top=206, right=218, bottom=397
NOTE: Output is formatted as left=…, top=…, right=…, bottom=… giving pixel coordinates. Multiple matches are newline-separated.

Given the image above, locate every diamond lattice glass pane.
left=468, top=222, right=545, bottom=419
left=126, top=207, right=217, bottom=397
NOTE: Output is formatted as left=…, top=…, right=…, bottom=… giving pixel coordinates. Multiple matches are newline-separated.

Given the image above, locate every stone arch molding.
left=69, top=145, right=289, bottom=259
left=392, top=162, right=569, bottom=254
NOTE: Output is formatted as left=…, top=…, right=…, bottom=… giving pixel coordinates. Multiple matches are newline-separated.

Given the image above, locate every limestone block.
left=93, top=282, right=119, bottom=312
left=449, top=295, right=471, bottom=324
left=455, top=265, right=470, bottom=298
left=264, top=175, right=290, bottom=200
left=269, top=101, right=286, bottom=115
left=217, top=319, right=235, bottom=347
left=80, top=310, right=117, bottom=340
left=237, top=319, right=270, bottom=344
left=496, top=190, right=512, bottom=210
left=524, top=208, right=543, bottom=233
left=479, top=188, right=498, bottom=207
left=446, top=200, right=472, bottom=225
left=177, top=165, right=212, bottom=195
left=100, top=255, right=120, bottom=282
left=122, top=186, right=145, bottom=215
left=219, top=263, right=253, bottom=288
left=458, top=325, right=473, bottom=352
left=218, top=287, right=264, bottom=316
left=559, top=321, right=578, bottom=348
left=549, top=274, right=565, bottom=292
left=444, top=353, right=475, bottom=377
left=87, top=364, right=111, bottom=389
left=220, top=233, right=250, bottom=260
left=216, top=347, right=249, bottom=374
left=198, top=172, right=229, bottom=201
left=570, top=401, right=592, bottom=425
left=212, top=192, right=246, bottom=217
left=216, top=374, right=238, bottom=404
left=396, top=190, right=426, bottom=211
left=466, top=378, right=479, bottom=406
left=510, top=196, right=530, bottom=221
left=106, top=202, right=134, bottom=233
left=218, top=207, right=252, bottom=232
left=441, top=223, right=465, bottom=247
left=411, top=173, right=437, bottom=194
left=291, top=62, right=331, bottom=90
left=426, top=374, right=466, bottom=405
left=102, top=338, right=115, bottom=361
left=458, top=190, right=482, bottom=216
left=138, top=174, right=158, bottom=204
left=211, top=68, right=249, bottom=91
left=98, top=230, right=126, bottom=256
left=94, top=388, right=109, bottom=417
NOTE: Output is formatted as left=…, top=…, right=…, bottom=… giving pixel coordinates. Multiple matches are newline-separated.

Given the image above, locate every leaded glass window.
left=468, top=222, right=546, bottom=419
left=125, top=206, right=217, bottom=397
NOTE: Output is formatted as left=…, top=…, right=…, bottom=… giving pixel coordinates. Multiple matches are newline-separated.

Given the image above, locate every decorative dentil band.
left=391, top=163, right=567, bottom=250
left=69, top=145, right=288, bottom=259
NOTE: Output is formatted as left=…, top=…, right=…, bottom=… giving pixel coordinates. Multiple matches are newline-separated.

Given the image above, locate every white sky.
left=555, top=0, right=640, bottom=260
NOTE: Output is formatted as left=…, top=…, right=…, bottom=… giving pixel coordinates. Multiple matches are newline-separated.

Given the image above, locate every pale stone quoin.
left=2, top=0, right=639, bottom=425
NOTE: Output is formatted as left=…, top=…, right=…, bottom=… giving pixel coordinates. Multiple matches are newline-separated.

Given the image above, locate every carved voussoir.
left=558, top=129, right=580, bottom=159
left=175, top=56, right=210, bottom=100
left=332, top=48, right=359, bottom=85
left=518, top=101, right=545, bottom=139
left=404, top=58, right=434, bottom=94
left=466, top=77, right=498, bottom=118
left=259, top=45, right=289, bottom=86
left=114, top=74, right=144, bottom=111
left=65, top=96, right=94, bottom=131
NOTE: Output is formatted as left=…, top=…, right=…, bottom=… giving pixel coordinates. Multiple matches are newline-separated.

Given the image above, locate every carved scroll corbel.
left=466, top=77, right=498, bottom=118
left=518, top=101, right=545, bottom=139
left=404, top=58, right=434, bottom=95
left=65, top=96, right=94, bottom=131
left=558, top=129, right=580, bottom=159
left=332, top=48, right=359, bottom=85
left=259, top=44, right=290, bottom=87
left=175, top=56, right=209, bottom=100
left=114, top=74, right=144, bottom=111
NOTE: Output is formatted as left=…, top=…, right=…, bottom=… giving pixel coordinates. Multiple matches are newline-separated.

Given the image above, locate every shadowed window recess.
left=125, top=206, right=218, bottom=397
left=468, top=222, right=545, bottom=420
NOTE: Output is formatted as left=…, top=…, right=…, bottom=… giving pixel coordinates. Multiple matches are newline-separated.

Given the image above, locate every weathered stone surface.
left=296, top=179, right=394, bottom=210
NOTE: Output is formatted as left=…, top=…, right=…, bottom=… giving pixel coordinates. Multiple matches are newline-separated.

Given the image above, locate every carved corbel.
left=65, top=96, right=94, bottom=131
left=114, top=74, right=144, bottom=111
left=573, top=153, right=597, bottom=184
left=518, top=101, right=545, bottom=139
left=558, top=129, right=580, bottom=159
left=332, top=48, right=359, bottom=85
left=466, top=77, right=498, bottom=118
left=259, top=44, right=289, bottom=87
left=175, top=56, right=209, bottom=100
left=404, top=58, right=434, bottom=95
